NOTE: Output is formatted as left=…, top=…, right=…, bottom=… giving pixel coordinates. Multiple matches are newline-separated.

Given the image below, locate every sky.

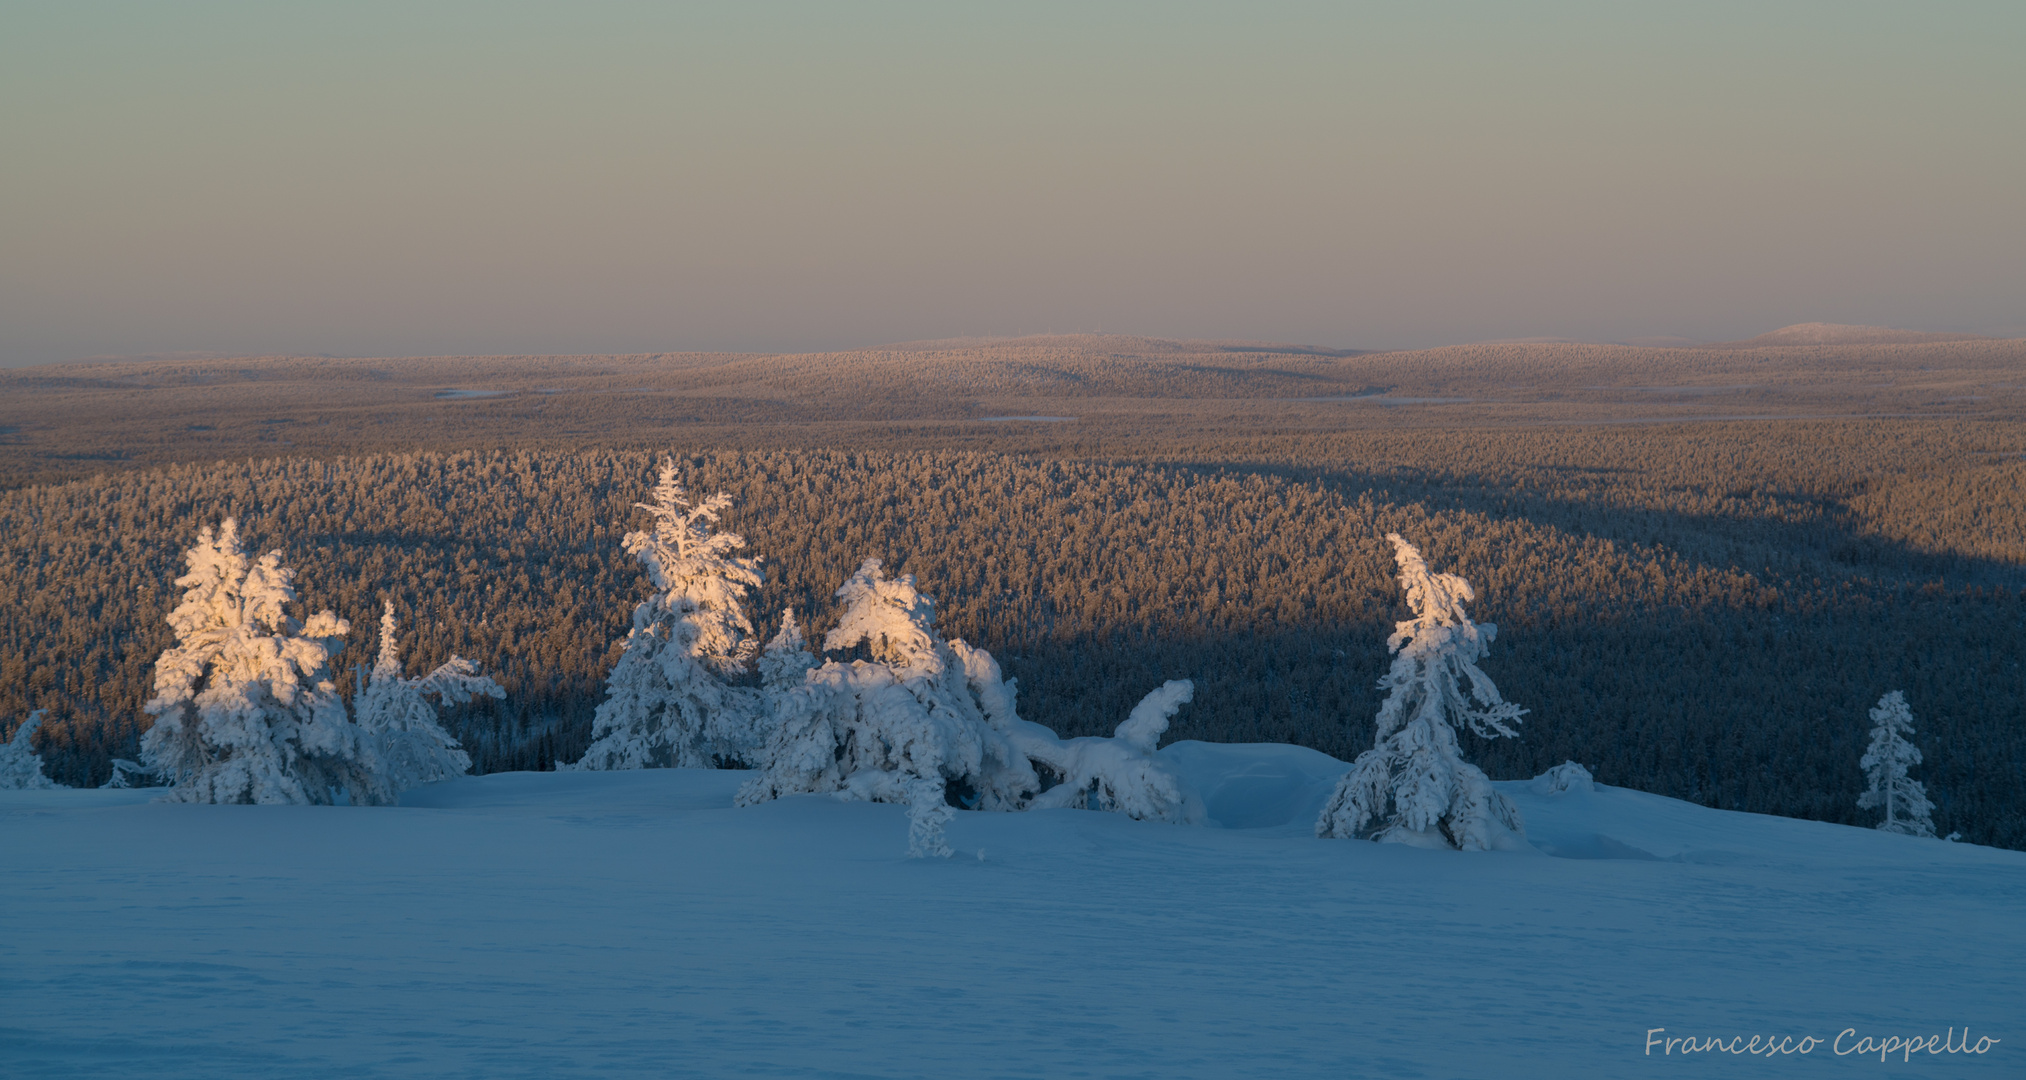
left=3, top=2, right=2022, bottom=366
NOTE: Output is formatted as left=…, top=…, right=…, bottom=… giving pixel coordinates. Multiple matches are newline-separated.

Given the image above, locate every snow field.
left=4, top=743, right=2021, bottom=1079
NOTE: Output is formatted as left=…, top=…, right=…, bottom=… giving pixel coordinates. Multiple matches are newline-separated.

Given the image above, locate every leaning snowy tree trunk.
left=1318, top=534, right=1528, bottom=851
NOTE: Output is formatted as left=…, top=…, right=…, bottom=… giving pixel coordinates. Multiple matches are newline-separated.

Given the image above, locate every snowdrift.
left=4, top=745, right=2021, bottom=1079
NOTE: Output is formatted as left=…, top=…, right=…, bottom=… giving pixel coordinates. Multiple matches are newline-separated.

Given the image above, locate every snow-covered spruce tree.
left=758, top=608, right=820, bottom=694
left=353, top=600, right=504, bottom=800
left=139, top=520, right=379, bottom=805
left=573, top=462, right=766, bottom=771
left=738, top=559, right=1044, bottom=856
left=1, top=710, right=59, bottom=789
left=1318, top=534, right=1528, bottom=850
left=741, top=608, right=845, bottom=801
left=1858, top=691, right=1937, bottom=838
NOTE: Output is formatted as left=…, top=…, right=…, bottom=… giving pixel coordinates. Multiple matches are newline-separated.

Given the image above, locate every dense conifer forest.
left=5, top=416, right=2021, bottom=847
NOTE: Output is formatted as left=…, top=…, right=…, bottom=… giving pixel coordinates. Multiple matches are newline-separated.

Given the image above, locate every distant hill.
left=1723, top=322, right=1993, bottom=347
left=2, top=331, right=2023, bottom=489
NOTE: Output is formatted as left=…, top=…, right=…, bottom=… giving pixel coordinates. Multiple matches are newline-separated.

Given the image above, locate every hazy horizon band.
left=3, top=1, right=2022, bottom=367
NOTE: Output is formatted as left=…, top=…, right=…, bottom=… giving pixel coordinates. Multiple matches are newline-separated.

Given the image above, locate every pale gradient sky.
left=3, top=2, right=2022, bottom=366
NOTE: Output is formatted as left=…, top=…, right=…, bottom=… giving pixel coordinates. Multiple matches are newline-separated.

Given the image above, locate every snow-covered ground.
left=4, top=743, right=2020, bottom=1078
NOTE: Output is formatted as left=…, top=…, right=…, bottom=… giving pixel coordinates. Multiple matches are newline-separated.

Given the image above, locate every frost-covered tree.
left=818, top=561, right=1042, bottom=819
left=573, top=463, right=766, bottom=770
left=353, top=600, right=503, bottom=800
left=740, top=607, right=843, bottom=793
left=1, top=710, right=58, bottom=789
left=1318, top=534, right=1528, bottom=850
left=737, top=560, right=1039, bottom=857
left=738, top=560, right=1040, bottom=855
left=1858, top=691, right=1937, bottom=838
left=759, top=608, right=820, bottom=694
left=139, top=520, right=378, bottom=805
left=739, top=560, right=1203, bottom=855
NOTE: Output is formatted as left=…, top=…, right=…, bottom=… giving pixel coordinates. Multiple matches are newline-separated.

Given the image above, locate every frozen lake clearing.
left=4, top=743, right=2020, bottom=1079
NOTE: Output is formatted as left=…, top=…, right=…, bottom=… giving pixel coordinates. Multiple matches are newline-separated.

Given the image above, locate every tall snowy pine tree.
left=1858, top=691, right=1937, bottom=838
left=573, top=462, right=766, bottom=770
left=1318, top=534, right=1528, bottom=850
left=353, top=600, right=504, bottom=800
left=140, top=520, right=380, bottom=804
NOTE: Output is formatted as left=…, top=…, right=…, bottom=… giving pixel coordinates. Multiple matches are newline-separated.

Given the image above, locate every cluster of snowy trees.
left=1, top=461, right=1959, bottom=853
left=128, top=519, right=500, bottom=805
left=567, top=464, right=1203, bottom=856
left=552, top=470, right=1537, bottom=853
left=9, top=446, right=2015, bottom=849
left=546, top=471, right=1951, bottom=855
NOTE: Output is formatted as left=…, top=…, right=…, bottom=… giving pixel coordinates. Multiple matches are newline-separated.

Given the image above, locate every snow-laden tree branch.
left=573, top=462, right=767, bottom=770
left=1858, top=691, right=1936, bottom=838
left=1318, top=534, right=1528, bottom=850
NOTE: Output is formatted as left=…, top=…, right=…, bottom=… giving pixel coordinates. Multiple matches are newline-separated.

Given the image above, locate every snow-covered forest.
left=2, top=446, right=2022, bottom=847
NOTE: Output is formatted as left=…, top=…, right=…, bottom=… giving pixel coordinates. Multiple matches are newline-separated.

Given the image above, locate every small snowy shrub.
left=1318, top=534, right=1528, bottom=850
left=905, top=776, right=957, bottom=859
left=1, top=710, right=58, bottom=789
left=353, top=601, right=503, bottom=800
left=1530, top=761, right=1594, bottom=796
left=574, top=462, right=767, bottom=770
left=100, top=758, right=156, bottom=789
left=739, top=559, right=1202, bottom=855
left=1858, top=691, right=1937, bottom=838
left=1020, top=680, right=1206, bottom=825
left=140, top=520, right=379, bottom=805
